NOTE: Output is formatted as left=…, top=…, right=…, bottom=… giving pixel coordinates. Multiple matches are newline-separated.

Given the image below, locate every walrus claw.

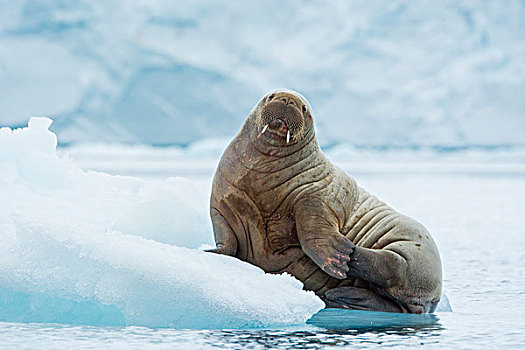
left=205, top=244, right=234, bottom=256
left=303, top=235, right=356, bottom=279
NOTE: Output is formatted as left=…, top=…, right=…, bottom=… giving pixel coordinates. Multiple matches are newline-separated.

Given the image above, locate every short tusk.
left=286, top=131, right=290, bottom=143
left=261, top=124, right=268, bottom=134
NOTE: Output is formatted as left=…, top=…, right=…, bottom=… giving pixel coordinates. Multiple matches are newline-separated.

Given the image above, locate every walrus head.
left=251, top=89, right=314, bottom=147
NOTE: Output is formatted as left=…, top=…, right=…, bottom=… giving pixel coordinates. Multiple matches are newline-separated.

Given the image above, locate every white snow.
left=0, top=118, right=324, bottom=328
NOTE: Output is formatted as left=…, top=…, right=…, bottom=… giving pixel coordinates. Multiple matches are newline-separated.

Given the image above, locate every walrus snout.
left=259, top=101, right=304, bottom=143
left=268, top=118, right=288, bottom=132
left=275, top=95, right=296, bottom=107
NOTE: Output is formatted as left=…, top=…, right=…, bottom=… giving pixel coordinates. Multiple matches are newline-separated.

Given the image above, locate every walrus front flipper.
left=294, top=199, right=355, bottom=279
left=206, top=208, right=238, bottom=256
left=323, top=287, right=403, bottom=312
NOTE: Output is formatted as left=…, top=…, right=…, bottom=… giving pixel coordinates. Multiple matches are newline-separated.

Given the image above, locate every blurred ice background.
left=1, top=0, right=524, bottom=147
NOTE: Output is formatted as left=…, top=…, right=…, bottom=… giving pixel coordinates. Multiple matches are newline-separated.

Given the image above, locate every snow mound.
left=0, top=118, right=323, bottom=328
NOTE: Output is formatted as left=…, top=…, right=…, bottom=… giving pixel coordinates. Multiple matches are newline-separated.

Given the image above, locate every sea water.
left=1, top=120, right=524, bottom=348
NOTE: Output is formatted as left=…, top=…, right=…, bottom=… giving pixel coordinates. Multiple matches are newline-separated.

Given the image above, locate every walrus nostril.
left=280, top=97, right=287, bottom=104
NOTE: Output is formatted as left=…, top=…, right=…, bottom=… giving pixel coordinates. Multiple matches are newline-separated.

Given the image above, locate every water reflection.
left=203, top=310, right=443, bottom=349
left=308, top=309, right=441, bottom=331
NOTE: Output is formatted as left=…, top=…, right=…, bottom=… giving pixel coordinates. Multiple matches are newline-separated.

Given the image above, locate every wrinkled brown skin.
left=208, top=90, right=442, bottom=313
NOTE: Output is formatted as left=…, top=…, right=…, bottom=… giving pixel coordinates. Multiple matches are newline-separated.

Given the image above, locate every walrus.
left=207, top=89, right=442, bottom=313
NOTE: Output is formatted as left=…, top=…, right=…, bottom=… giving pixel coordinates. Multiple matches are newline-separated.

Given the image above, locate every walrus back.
left=345, top=185, right=442, bottom=302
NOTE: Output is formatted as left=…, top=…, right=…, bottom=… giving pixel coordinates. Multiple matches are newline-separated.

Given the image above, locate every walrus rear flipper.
left=323, top=287, right=403, bottom=313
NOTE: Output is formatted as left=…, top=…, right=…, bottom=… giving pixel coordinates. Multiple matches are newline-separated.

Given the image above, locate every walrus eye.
left=268, top=94, right=275, bottom=101
left=302, top=105, right=307, bottom=113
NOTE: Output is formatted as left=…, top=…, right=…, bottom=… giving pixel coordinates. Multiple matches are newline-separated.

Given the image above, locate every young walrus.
left=207, top=89, right=442, bottom=313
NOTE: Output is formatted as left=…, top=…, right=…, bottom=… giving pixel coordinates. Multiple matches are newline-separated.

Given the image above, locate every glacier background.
left=1, top=0, right=524, bottom=147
